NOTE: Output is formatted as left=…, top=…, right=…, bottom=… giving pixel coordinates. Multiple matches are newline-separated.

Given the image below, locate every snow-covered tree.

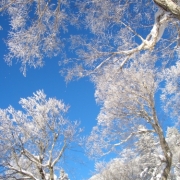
left=0, top=90, right=81, bottom=180
left=0, top=0, right=73, bottom=76
left=166, top=127, right=180, bottom=179
left=89, top=157, right=141, bottom=180
left=1, top=1, right=180, bottom=179
left=89, top=127, right=180, bottom=180
left=86, top=53, right=178, bottom=179
left=1, top=1, right=180, bottom=76
left=64, top=0, right=180, bottom=81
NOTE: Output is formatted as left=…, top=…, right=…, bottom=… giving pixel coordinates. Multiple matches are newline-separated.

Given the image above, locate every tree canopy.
left=0, top=1, right=180, bottom=76
left=0, top=0, right=180, bottom=180
left=0, top=90, right=80, bottom=180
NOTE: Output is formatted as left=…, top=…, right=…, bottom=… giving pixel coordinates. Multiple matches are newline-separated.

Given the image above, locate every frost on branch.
left=63, top=0, right=180, bottom=81
left=89, top=127, right=180, bottom=180
left=0, top=90, right=81, bottom=180
left=89, top=157, right=141, bottom=180
left=161, top=61, right=180, bottom=126
left=86, top=52, right=176, bottom=179
left=1, top=1, right=180, bottom=76
left=1, top=0, right=69, bottom=76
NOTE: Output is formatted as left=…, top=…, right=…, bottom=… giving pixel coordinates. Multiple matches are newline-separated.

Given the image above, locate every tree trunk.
left=153, top=122, right=172, bottom=179
left=151, top=104, right=172, bottom=179
left=38, top=166, right=45, bottom=180
left=49, top=166, right=54, bottom=180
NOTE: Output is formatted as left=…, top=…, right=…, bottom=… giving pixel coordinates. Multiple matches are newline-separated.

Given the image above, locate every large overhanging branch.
left=154, top=0, right=180, bottom=19
left=116, top=9, right=171, bottom=66
left=89, top=8, right=172, bottom=74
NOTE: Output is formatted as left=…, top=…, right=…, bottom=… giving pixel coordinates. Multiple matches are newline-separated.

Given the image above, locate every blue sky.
left=0, top=13, right=100, bottom=180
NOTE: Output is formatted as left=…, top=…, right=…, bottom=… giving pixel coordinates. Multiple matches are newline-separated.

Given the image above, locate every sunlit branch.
left=102, top=129, right=155, bottom=156
left=96, top=9, right=171, bottom=70
left=52, top=141, right=67, bottom=167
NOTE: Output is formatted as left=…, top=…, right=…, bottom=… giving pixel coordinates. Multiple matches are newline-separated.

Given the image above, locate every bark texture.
left=154, top=0, right=180, bottom=19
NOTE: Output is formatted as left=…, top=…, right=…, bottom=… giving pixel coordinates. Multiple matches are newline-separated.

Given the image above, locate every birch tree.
left=0, top=90, right=81, bottom=180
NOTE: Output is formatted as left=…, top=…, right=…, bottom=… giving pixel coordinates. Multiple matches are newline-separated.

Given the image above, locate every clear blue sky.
left=0, top=13, right=100, bottom=180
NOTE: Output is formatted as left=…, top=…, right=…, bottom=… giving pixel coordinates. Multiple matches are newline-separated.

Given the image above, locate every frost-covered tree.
left=89, top=156, right=141, bottom=180
left=0, top=0, right=73, bottom=76
left=166, top=127, right=180, bottom=179
left=65, top=0, right=180, bottom=80
left=1, top=1, right=180, bottom=76
left=78, top=5, right=180, bottom=176
left=1, top=1, right=180, bottom=179
left=0, top=90, right=81, bottom=180
left=89, top=127, right=180, bottom=180
left=86, top=53, right=180, bottom=179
